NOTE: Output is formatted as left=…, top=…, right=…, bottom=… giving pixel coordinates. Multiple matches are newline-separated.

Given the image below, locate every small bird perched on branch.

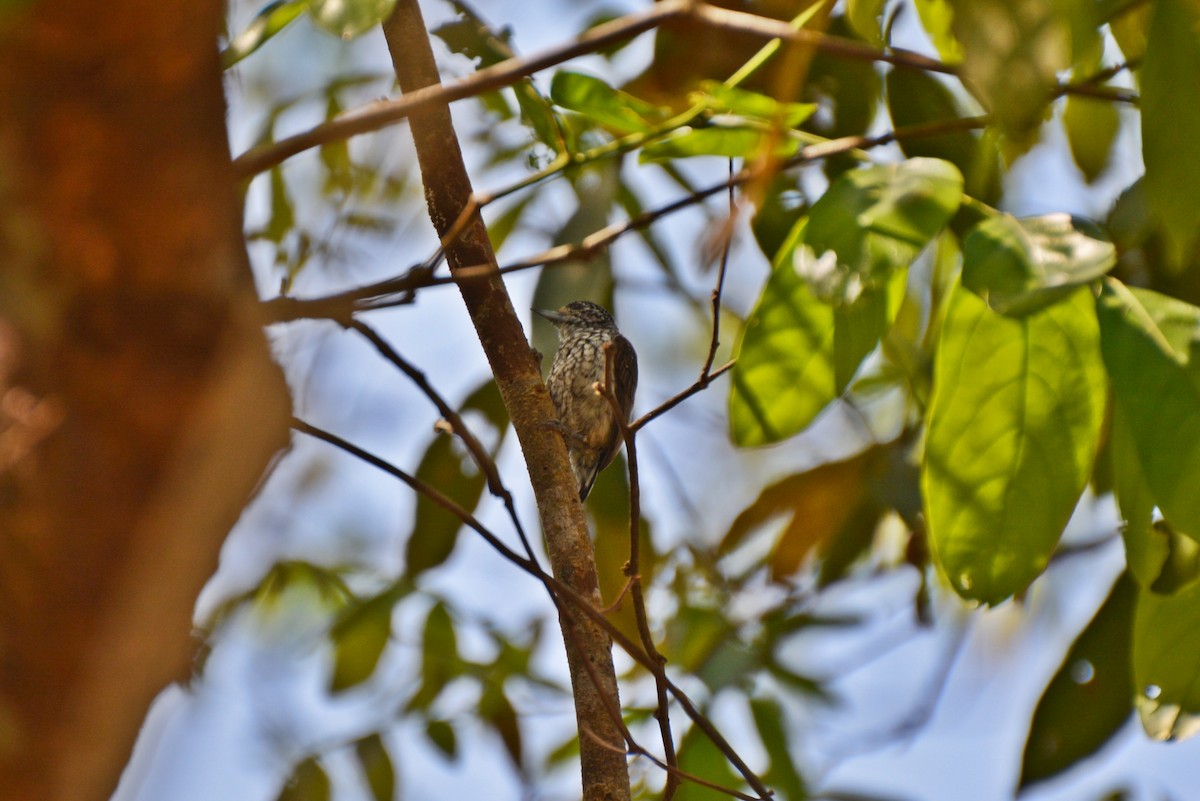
left=535, top=301, right=638, bottom=501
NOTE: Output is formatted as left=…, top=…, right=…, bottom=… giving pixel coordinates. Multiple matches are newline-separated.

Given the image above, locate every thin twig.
left=703, top=161, right=736, bottom=379
left=346, top=319, right=539, bottom=564
left=296, top=418, right=773, bottom=799
left=233, top=0, right=692, bottom=178
left=630, top=361, right=736, bottom=434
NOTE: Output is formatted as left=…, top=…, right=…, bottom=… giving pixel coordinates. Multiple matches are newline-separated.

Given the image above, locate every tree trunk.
left=381, top=3, right=632, bottom=800
left=0, top=3, right=290, bottom=800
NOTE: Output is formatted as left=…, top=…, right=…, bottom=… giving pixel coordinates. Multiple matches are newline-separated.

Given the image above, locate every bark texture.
left=381, top=3, right=632, bottom=799
left=0, top=2, right=291, bottom=799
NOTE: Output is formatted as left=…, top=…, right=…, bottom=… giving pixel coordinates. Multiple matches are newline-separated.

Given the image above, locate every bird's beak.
left=533, top=307, right=565, bottom=324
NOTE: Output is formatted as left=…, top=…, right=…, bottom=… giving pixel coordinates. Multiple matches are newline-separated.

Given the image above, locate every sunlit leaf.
left=1148, top=521, right=1200, bottom=595
left=923, top=285, right=1106, bottom=603
left=914, top=0, right=962, bottom=62
left=1112, top=404, right=1169, bottom=589
left=1141, top=0, right=1200, bottom=265
left=354, top=733, right=396, bottom=801
left=265, top=167, right=295, bottom=244
left=406, top=379, right=509, bottom=578
left=1020, top=573, right=1135, bottom=788
left=1134, top=576, right=1200, bottom=740
left=640, top=125, right=798, bottom=162
left=308, top=0, right=396, bottom=39
left=549, top=71, right=664, bottom=134
left=222, top=0, right=308, bottom=68
left=1097, top=281, right=1200, bottom=536
left=277, top=757, right=331, bottom=801
left=961, top=213, right=1115, bottom=316
left=330, top=584, right=403, bottom=692
left=692, top=81, right=816, bottom=127
left=847, top=0, right=887, bottom=44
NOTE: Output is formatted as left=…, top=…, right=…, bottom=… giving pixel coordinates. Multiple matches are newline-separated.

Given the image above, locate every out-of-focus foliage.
left=216, top=0, right=1200, bottom=798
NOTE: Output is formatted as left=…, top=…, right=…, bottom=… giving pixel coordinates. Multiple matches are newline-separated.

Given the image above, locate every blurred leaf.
left=320, top=95, right=352, bottom=195
left=961, top=213, right=1115, bottom=316
left=550, top=71, right=664, bottom=134
left=751, top=174, right=808, bottom=261
left=750, top=697, right=808, bottom=801
left=675, top=721, right=746, bottom=801
left=847, top=0, right=886, bottom=44
left=222, top=0, right=308, bottom=68
left=426, top=719, right=458, bottom=759
left=1097, top=282, right=1200, bottom=535
left=1134, top=574, right=1200, bottom=740
left=805, top=18, right=882, bottom=149
left=692, top=81, right=816, bottom=127
left=486, top=192, right=538, bottom=253
left=1149, top=521, right=1200, bottom=595
left=480, top=685, right=522, bottom=769
left=664, top=604, right=735, bottom=678
left=640, top=125, right=798, bottom=162
left=266, top=167, right=295, bottom=244
left=408, top=601, right=461, bottom=711
left=1109, top=2, right=1150, bottom=62
left=1112, top=403, right=1169, bottom=589
left=277, top=757, right=331, bottom=801
left=308, top=0, right=395, bottom=39
left=817, top=502, right=885, bottom=588
left=330, top=584, right=403, bottom=692
left=589, top=452, right=655, bottom=645
left=1141, top=0, right=1200, bottom=265
left=949, top=0, right=1069, bottom=143
left=1020, top=573, right=1135, bottom=788
left=923, top=285, right=1105, bottom=603
left=885, top=68, right=1000, bottom=203
left=914, top=0, right=962, bottom=62
left=1064, top=95, right=1120, bottom=184
left=354, top=733, right=397, bottom=801
left=720, top=448, right=878, bottom=580
left=406, top=379, right=509, bottom=578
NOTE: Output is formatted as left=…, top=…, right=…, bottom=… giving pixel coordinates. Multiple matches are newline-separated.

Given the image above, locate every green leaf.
left=923, top=284, right=1106, bottom=603
left=265, top=167, right=295, bottom=244
left=479, top=686, right=522, bottom=768
left=1020, top=573, right=1135, bottom=788
left=329, top=585, right=402, bottom=692
left=750, top=697, right=809, bottom=801
left=729, top=159, right=960, bottom=447
left=640, top=125, right=798, bottom=162
left=885, top=68, right=1000, bottom=203
left=675, top=721, right=746, bottom=801
left=1096, top=282, right=1200, bottom=535
left=914, top=0, right=962, bottom=62
left=354, top=733, right=396, bottom=801
left=549, top=71, right=664, bottom=134
left=961, top=213, right=1115, bottom=316
left=222, top=0, right=308, bottom=68
left=1148, top=521, right=1200, bottom=594
left=804, top=158, right=963, bottom=292
left=407, top=601, right=460, bottom=711
left=848, top=0, right=887, bottom=44
left=1112, top=403, right=1169, bottom=588
left=1142, top=0, right=1200, bottom=265
left=308, top=0, right=396, bottom=39
left=277, top=757, right=331, bottom=801
left=406, top=379, right=509, bottom=578
left=425, top=719, right=458, bottom=759
left=949, top=0, right=1068, bottom=143
left=1134, top=575, right=1200, bottom=740
left=1064, top=95, right=1120, bottom=183
left=692, top=81, right=816, bottom=127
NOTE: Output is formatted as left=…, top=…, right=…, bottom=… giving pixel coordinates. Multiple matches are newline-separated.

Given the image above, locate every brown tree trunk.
left=381, top=3, right=632, bottom=800
left=0, top=3, right=290, bottom=800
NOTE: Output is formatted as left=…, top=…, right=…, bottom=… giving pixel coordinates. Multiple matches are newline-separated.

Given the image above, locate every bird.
left=534, top=301, right=638, bottom=501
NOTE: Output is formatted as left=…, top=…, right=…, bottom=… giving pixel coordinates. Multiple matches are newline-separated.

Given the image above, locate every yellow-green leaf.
left=923, top=284, right=1106, bottom=603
